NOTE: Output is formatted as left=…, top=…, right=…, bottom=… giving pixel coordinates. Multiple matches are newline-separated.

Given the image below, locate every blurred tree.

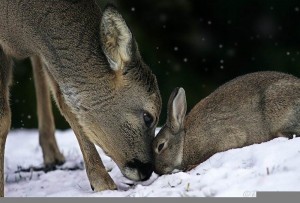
left=10, top=0, right=300, bottom=129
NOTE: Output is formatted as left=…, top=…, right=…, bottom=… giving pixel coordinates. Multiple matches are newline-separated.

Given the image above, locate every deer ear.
left=100, top=5, right=133, bottom=71
left=167, top=87, right=187, bottom=133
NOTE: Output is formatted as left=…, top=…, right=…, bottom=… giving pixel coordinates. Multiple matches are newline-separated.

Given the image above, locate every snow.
left=4, top=129, right=300, bottom=197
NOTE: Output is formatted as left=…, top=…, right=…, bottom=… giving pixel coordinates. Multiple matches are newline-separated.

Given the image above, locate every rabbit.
left=153, top=71, right=300, bottom=175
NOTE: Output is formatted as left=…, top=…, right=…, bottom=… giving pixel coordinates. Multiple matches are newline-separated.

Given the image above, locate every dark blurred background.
left=11, top=0, right=300, bottom=129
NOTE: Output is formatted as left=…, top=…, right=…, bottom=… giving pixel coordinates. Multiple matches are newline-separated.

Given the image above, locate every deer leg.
left=43, top=68, right=117, bottom=191
left=31, top=56, right=65, bottom=171
left=0, top=46, right=12, bottom=197
left=74, top=128, right=117, bottom=191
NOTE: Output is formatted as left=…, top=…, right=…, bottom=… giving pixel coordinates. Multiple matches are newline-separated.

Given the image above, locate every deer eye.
left=143, top=112, right=154, bottom=128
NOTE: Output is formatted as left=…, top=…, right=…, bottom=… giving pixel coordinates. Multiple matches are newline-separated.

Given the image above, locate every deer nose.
left=126, top=159, right=154, bottom=181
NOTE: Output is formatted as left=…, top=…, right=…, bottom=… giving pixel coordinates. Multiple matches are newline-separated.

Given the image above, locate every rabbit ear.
left=167, top=87, right=187, bottom=133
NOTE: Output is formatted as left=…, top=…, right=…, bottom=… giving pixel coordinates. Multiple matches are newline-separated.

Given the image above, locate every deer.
left=153, top=71, right=300, bottom=175
left=0, top=0, right=162, bottom=196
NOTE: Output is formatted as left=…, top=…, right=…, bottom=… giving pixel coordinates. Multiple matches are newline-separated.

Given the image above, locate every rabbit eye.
left=158, top=143, right=165, bottom=152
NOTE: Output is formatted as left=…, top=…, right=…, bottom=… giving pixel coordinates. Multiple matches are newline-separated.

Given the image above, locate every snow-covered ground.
left=4, top=129, right=300, bottom=197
